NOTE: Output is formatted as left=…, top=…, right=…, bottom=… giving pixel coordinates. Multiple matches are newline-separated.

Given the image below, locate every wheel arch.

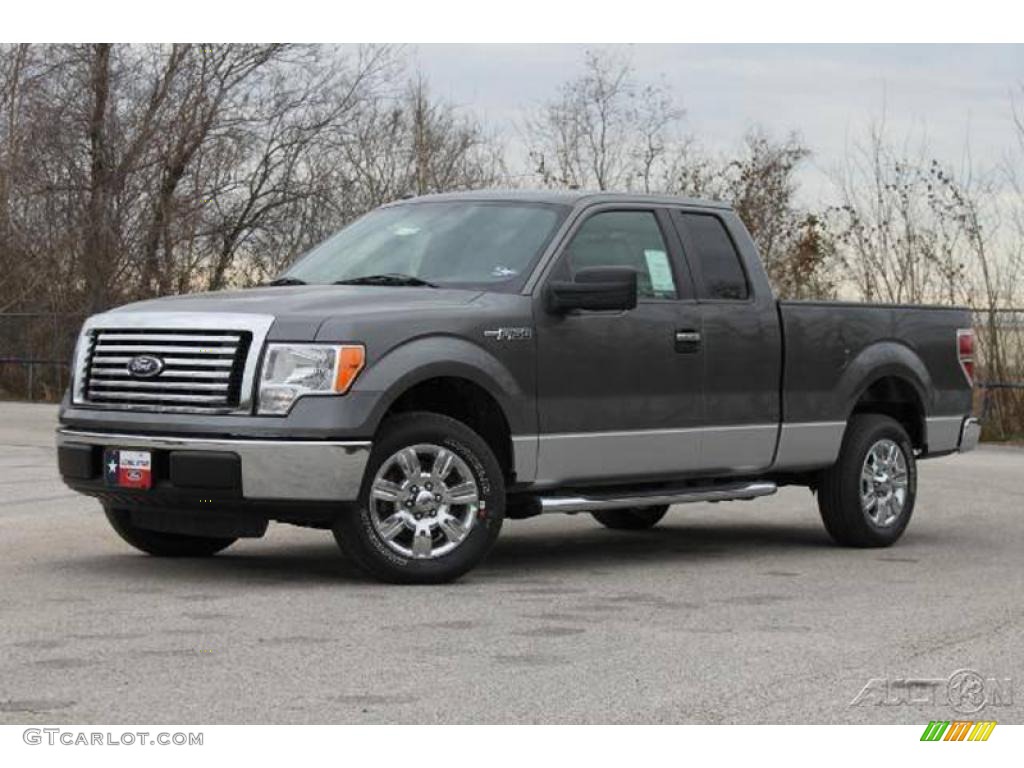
left=356, top=336, right=527, bottom=482
left=380, top=375, right=516, bottom=483
left=840, top=342, right=932, bottom=451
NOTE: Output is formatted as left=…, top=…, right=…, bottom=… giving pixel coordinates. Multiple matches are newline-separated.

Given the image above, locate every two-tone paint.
left=59, top=190, right=976, bottom=506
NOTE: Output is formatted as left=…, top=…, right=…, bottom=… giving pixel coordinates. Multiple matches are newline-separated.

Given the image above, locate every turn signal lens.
left=334, top=345, right=366, bottom=394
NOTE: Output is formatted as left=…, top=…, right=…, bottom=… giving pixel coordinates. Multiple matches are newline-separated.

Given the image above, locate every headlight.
left=70, top=328, right=92, bottom=404
left=257, top=343, right=365, bottom=415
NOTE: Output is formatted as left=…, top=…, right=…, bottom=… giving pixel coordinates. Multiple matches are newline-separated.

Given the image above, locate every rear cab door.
left=669, top=208, right=783, bottom=474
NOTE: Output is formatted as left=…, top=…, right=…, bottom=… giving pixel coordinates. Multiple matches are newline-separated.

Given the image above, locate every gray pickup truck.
left=57, top=191, right=980, bottom=583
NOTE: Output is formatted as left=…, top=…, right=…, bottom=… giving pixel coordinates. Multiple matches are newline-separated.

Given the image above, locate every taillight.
left=957, top=328, right=975, bottom=386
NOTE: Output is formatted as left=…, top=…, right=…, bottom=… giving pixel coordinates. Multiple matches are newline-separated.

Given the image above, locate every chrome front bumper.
left=958, top=417, right=982, bottom=453
left=56, top=429, right=371, bottom=501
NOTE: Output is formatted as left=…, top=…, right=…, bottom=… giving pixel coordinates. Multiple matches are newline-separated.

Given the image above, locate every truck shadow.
left=64, top=519, right=891, bottom=585
left=481, top=521, right=834, bottom=575
left=69, top=541, right=362, bottom=586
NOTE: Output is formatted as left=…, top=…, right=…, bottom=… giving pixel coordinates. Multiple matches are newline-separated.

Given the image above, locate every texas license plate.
left=103, top=449, right=152, bottom=490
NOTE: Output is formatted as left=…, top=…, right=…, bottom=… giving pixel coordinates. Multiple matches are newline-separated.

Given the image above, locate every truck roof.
left=388, top=189, right=732, bottom=210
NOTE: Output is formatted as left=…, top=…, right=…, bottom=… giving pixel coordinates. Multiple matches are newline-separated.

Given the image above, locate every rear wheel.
left=103, top=506, right=236, bottom=557
left=333, top=412, right=505, bottom=584
left=817, top=414, right=917, bottom=547
left=592, top=505, right=669, bottom=531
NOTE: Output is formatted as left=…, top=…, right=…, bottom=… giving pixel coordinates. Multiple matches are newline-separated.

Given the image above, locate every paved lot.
left=0, top=402, right=1021, bottom=724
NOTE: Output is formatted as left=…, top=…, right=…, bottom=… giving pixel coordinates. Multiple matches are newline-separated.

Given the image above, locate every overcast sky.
left=413, top=44, right=1024, bottom=203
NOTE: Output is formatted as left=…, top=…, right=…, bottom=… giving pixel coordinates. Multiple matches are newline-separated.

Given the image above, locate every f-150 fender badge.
left=483, top=327, right=533, bottom=341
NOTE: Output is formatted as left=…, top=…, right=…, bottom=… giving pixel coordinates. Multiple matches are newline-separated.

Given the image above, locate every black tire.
left=817, top=414, right=917, bottom=547
left=333, top=412, right=505, bottom=584
left=103, top=506, right=237, bottom=557
left=592, top=505, right=669, bottom=531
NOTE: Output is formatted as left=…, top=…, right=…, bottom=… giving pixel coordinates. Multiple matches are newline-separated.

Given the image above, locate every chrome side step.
left=538, top=480, right=777, bottom=514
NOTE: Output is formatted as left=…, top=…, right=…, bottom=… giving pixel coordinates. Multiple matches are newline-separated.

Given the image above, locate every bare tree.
left=333, top=75, right=505, bottom=221
left=3, top=43, right=1021, bottom=441
left=526, top=49, right=684, bottom=191
left=828, top=121, right=1014, bottom=307
left=0, top=43, right=405, bottom=398
left=202, top=45, right=400, bottom=289
left=664, top=129, right=828, bottom=298
left=523, top=50, right=827, bottom=297
left=0, top=44, right=37, bottom=311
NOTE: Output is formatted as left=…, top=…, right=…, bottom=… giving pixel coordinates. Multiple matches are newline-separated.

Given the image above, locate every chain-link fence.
left=0, top=312, right=84, bottom=402
left=1, top=308, right=1022, bottom=439
left=974, top=308, right=1024, bottom=441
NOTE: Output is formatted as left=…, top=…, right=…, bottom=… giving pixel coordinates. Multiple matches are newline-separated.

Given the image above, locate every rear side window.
left=680, top=214, right=749, bottom=301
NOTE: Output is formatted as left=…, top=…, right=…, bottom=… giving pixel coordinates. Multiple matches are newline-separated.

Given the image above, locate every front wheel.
left=333, top=412, right=505, bottom=584
left=817, top=414, right=917, bottom=547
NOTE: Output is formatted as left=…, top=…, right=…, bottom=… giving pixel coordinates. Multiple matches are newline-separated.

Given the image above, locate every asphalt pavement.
left=1, top=402, right=1021, bottom=724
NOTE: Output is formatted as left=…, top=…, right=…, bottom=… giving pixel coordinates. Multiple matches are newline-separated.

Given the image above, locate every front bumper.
left=56, top=428, right=371, bottom=502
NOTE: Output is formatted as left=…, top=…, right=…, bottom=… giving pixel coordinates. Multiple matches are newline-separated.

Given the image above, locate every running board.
left=538, top=481, right=777, bottom=514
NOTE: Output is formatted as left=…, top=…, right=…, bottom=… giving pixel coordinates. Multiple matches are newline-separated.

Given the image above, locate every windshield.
left=282, top=201, right=568, bottom=291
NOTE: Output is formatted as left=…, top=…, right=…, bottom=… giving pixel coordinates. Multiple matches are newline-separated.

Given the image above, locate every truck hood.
left=104, top=284, right=486, bottom=339
left=110, top=284, right=484, bottom=317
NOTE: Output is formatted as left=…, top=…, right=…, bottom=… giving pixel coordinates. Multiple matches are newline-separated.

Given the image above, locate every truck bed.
left=778, top=300, right=973, bottom=434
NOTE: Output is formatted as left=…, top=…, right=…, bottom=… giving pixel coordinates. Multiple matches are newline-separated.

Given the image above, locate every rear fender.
left=840, top=342, right=932, bottom=416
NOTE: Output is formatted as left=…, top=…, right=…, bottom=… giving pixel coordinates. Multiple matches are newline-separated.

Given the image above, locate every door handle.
left=675, top=329, right=702, bottom=353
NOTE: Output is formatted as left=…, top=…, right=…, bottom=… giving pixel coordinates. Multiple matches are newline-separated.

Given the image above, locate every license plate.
left=103, top=449, right=153, bottom=490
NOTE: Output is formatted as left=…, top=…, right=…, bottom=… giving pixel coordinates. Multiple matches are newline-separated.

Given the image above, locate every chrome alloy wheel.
left=860, top=438, right=909, bottom=528
left=368, top=443, right=480, bottom=559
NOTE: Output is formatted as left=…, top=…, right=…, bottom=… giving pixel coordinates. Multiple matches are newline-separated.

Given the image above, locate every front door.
left=533, top=206, right=705, bottom=487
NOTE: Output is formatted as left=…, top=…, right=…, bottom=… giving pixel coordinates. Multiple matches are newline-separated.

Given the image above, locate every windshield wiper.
left=266, top=276, right=307, bottom=286
left=332, top=273, right=438, bottom=288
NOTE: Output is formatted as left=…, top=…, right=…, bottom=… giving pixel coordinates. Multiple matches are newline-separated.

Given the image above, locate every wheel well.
left=850, top=376, right=925, bottom=449
left=383, top=377, right=514, bottom=481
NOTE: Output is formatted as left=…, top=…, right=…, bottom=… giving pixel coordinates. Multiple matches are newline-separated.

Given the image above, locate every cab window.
left=679, top=213, right=750, bottom=301
left=563, top=211, right=678, bottom=300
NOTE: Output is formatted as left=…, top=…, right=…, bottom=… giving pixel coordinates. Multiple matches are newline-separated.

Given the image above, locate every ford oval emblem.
left=127, top=354, right=164, bottom=378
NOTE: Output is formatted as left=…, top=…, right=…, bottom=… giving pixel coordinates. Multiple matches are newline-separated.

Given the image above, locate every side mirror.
left=545, top=267, right=639, bottom=314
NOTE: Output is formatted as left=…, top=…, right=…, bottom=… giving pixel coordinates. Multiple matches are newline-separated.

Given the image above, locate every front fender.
left=351, top=334, right=533, bottom=436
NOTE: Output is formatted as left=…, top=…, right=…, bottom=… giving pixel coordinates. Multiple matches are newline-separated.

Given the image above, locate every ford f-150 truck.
left=57, top=191, right=981, bottom=583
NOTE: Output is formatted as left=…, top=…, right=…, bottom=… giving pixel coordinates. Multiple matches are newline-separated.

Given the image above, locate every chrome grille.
left=82, top=329, right=252, bottom=412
